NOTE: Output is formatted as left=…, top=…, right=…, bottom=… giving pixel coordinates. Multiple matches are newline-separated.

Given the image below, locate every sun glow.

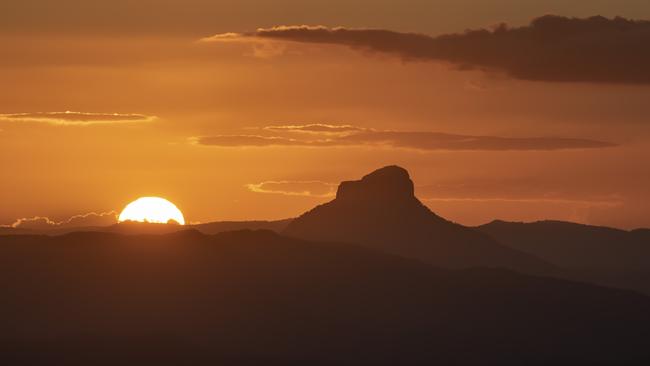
left=118, top=197, right=185, bottom=225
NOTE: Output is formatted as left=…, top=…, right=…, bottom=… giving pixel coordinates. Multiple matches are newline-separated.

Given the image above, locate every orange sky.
left=1, top=1, right=649, bottom=229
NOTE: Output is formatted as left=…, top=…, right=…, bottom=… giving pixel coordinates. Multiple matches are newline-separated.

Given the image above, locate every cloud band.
left=206, top=15, right=650, bottom=84
left=0, top=111, right=156, bottom=126
left=195, top=124, right=616, bottom=151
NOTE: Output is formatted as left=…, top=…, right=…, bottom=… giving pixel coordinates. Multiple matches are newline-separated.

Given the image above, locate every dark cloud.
left=10, top=211, right=118, bottom=230
left=209, top=15, right=650, bottom=84
left=0, top=112, right=156, bottom=125
left=196, top=124, right=616, bottom=151
left=246, top=180, right=337, bottom=198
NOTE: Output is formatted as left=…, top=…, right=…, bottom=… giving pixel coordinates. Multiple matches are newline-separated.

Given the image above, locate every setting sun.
left=118, top=197, right=185, bottom=225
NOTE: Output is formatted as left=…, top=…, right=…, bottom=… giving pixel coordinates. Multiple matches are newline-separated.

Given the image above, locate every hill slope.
left=1, top=230, right=650, bottom=365
left=0, top=231, right=650, bottom=365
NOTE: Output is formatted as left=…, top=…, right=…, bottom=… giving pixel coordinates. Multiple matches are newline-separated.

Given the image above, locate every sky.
left=1, top=0, right=649, bottom=229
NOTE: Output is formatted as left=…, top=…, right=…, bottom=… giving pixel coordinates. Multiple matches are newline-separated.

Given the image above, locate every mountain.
left=477, top=220, right=650, bottom=270
left=0, top=226, right=33, bottom=235
left=0, top=219, right=292, bottom=237
left=192, top=219, right=292, bottom=235
left=284, top=166, right=553, bottom=274
left=477, top=220, right=650, bottom=294
left=1, top=230, right=650, bottom=365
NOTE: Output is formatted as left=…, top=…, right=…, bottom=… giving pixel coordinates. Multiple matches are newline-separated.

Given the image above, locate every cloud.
left=195, top=124, right=616, bottom=151
left=0, top=111, right=156, bottom=126
left=8, top=216, right=59, bottom=231
left=338, top=131, right=615, bottom=151
left=417, top=180, right=624, bottom=207
left=208, top=16, right=650, bottom=84
left=264, top=124, right=367, bottom=135
left=246, top=181, right=337, bottom=198
left=205, top=32, right=245, bottom=40
left=9, top=211, right=118, bottom=230
left=244, top=177, right=624, bottom=215
left=200, top=32, right=287, bottom=58
left=421, top=197, right=621, bottom=207
left=195, top=135, right=311, bottom=147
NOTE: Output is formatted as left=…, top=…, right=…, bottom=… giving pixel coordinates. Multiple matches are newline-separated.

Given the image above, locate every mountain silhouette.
left=105, top=220, right=289, bottom=235
left=478, top=220, right=650, bottom=294
left=0, top=219, right=292, bottom=236
left=0, top=226, right=33, bottom=235
left=2, top=230, right=650, bottom=365
left=284, top=166, right=553, bottom=274
left=192, top=219, right=292, bottom=234
left=478, top=220, right=650, bottom=270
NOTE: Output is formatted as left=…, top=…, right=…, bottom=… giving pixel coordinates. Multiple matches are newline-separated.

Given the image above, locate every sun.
left=118, top=197, right=185, bottom=225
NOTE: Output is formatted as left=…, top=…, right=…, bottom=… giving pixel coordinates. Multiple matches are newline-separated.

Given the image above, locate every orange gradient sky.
left=1, top=0, right=649, bottom=229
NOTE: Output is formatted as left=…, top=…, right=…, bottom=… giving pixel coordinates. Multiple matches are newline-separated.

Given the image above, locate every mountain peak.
left=285, top=165, right=554, bottom=274
left=336, top=165, right=415, bottom=202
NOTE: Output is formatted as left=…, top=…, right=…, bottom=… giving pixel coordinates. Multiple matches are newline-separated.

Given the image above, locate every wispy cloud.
left=421, top=197, right=622, bottom=207
left=0, top=111, right=156, bottom=126
left=246, top=180, right=337, bottom=198
left=417, top=179, right=624, bottom=207
left=243, top=177, right=625, bottom=208
left=200, top=31, right=287, bottom=58
left=195, top=124, right=616, bottom=151
left=194, top=135, right=311, bottom=147
left=7, top=211, right=118, bottom=230
left=264, top=124, right=367, bottom=135
left=206, top=15, right=650, bottom=84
